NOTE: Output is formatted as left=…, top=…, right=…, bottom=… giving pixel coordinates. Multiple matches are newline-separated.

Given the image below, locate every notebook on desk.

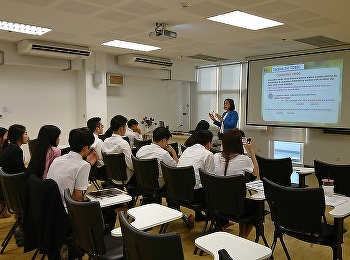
left=88, top=188, right=126, bottom=199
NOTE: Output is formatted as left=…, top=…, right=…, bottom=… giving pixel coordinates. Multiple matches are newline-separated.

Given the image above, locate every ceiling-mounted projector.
left=149, top=22, right=177, bottom=40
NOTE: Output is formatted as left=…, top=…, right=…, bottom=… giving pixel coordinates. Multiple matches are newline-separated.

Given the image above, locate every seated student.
left=0, top=124, right=29, bottom=174
left=0, top=127, right=10, bottom=218
left=184, top=120, right=210, bottom=147
left=26, top=125, right=61, bottom=180
left=213, top=128, right=258, bottom=237
left=124, top=119, right=143, bottom=148
left=177, top=130, right=214, bottom=221
left=47, top=127, right=97, bottom=205
left=136, top=126, right=178, bottom=188
left=102, top=115, right=134, bottom=183
left=87, top=117, right=107, bottom=180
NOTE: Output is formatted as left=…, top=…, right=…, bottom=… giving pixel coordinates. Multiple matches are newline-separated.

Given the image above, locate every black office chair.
left=133, top=139, right=152, bottom=152
left=89, top=163, right=102, bottom=190
left=180, top=144, right=187, bottom=154
left=64, top=189, right=123, bottom=260
left=314, top=159, right=350, bottom=197
left=256, top=155, right=297, bottom=187
left=119, top=211, right=185, bottom=260
left=131, top=155, right=166, bottom=205
left=24, top=175, right=71, bottom=260
left=263, top=177, right=344, bottom=260
left=0, top=169, right=27, bottom=254
left=199, top=169, right=268, bottom=246
left=168, top=142, right=179, bottom=157
left=102, top=152, right=138, bottom=207
left=160, top=161, right=209, bottom=231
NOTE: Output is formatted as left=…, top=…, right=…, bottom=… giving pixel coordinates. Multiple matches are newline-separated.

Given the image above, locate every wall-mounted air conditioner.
left=17, top=40, right=91, bottom=60
left=118, top=54, right=173, bottom=69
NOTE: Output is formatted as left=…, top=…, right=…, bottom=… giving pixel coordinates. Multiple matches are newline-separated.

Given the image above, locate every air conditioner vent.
left=118, top=54, right=173, bottom=69
left=17, top=40, right=91, bottom=59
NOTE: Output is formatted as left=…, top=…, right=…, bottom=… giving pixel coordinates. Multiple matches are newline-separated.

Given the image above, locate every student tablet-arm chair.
left=102, top=152, right=139, bottom=207
left=64, top=189, right=123, bottom=260
left=314, top=159, right=350, bottom=197
left=160, top=161, right=210, bottom=229
left=131, top=155, right=166, bottom=205
left=255, top=155, right=297, bottom=187
left=0, top=169, right=27, bottom=254
left=262, top=177, right=343, bottom=260
left=199, top=169, right=268, bottom=247
left=118, top=211, right=185, bottom=260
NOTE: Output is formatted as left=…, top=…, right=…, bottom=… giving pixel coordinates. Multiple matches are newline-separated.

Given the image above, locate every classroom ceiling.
left=0, top=0, right=349, bottom=66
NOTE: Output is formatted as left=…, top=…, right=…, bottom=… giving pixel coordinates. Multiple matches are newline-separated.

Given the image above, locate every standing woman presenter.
left=209, top=98, right=238, bottom=139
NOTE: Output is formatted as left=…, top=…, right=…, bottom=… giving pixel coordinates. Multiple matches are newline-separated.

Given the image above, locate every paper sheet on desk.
left=246, top=180, right=264, bottom=192
left=325, top=195, right=347, bottom=207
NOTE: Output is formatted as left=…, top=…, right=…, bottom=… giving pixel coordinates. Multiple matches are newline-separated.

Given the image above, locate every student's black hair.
left=225, top=98, right=235, bottom=111
left=8, top=124, right=26, bottom=144
left=26, top=125, right=61, bottom=178
left=127, top=119, right=139, bottom=128
left=152, top=127, right=172, bottom=142
left=0, top=127, right=9, bottom=154
left=87, top=117, right=101, bottom=132
left=194, top=120, right=210, bottom=132
left=110, top=115, right=128, bottom=132
left=194, top=130, right=213, bottom=146
left=68, top=127, right=94, bottom=153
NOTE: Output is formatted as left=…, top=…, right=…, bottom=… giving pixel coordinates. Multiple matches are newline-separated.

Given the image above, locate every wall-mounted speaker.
left=93, top=71, right=103, bottom=85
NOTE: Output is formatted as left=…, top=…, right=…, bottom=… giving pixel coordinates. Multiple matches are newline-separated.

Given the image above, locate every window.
left=273, top=140, right=304, bottom=165
left=197, top=64, right=242, bottom=127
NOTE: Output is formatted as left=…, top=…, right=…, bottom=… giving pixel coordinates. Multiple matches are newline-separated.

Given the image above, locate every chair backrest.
left=102, top=152, right=127, bottom=183
left=0, top=169, right=26, bottom=216
left=199, top=169, right=247, bottom=218
left=119, top=211, right=185, bottom=260
left=168, top=142, right=179, bottom=157
left=314, top=159, right=350, bottom=196
left=160, top=161, right=196, bottom=203
left=131, top=155, right=161, bottom=192
left=64, top=189, right=106, bottom=257
left=24, top=175, right=70, bottom=258
left=122, top=136, right=130, bottom=145
left=134, top=139, right=152, bottom=150
left=180, top=144, right=187, bottom=153
left=262, top=177, right=324, bottom=236
left=255, top=155, right=293, bottom=186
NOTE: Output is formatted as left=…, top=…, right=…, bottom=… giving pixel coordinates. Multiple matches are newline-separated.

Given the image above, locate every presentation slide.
left=262, top=59, right=343, bottom=124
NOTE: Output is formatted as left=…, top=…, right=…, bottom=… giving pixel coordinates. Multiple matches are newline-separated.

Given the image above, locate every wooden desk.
left=195, top=231, right=272, bottom=260
left=111, top=203, right=183, bottom=237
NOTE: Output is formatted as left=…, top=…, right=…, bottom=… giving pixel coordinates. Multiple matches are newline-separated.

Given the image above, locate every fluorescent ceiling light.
left=208, top=10, right=283, bottom=30
left=102, top=40, right=160, bottom=52
left=0, top=20, right=51, bottom=35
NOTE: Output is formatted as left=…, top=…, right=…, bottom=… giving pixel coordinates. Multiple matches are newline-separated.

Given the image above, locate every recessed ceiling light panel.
left=102, top=39, right=160, bottom=52
left=0, top=20, right=51, bottom=35
left=208, top=11, right=283, bottom=30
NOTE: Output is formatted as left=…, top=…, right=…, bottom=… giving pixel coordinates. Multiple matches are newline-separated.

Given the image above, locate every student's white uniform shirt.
left=213, top=153, right=254, bottom=176
left=102, top=134, right=134, bottom=182
left=177, top=144, right=214, bottom=189
left=124, top=127, right=143, bottom=148
left=136, top=143, right=177, bottom=187
left=91, top=133, right=104, bottom=168
left=47, top=151, right=90, bottom=208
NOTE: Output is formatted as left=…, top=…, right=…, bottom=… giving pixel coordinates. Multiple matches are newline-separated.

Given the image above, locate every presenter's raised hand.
left=208, top=112, right=215, bottom=121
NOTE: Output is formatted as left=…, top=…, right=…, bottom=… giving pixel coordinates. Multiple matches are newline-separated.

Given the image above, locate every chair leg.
left=1, top=220, right=19, bottom=253
left=279, top=236, right=291, bottom=260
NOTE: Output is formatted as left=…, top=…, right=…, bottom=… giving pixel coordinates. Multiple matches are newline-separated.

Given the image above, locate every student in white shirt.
left=124, top=119, right=143, bottom=148
left=213, top=128, right=259, bottom=238
left=47, top=127, right=97, bottom=206
left=177, top=130, right=214, bottom=221
left=136, top=126, right=178, bottom=188
left=87, top=117, right=106, bottom=180
left=102, top=115, right=138, bottom=205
